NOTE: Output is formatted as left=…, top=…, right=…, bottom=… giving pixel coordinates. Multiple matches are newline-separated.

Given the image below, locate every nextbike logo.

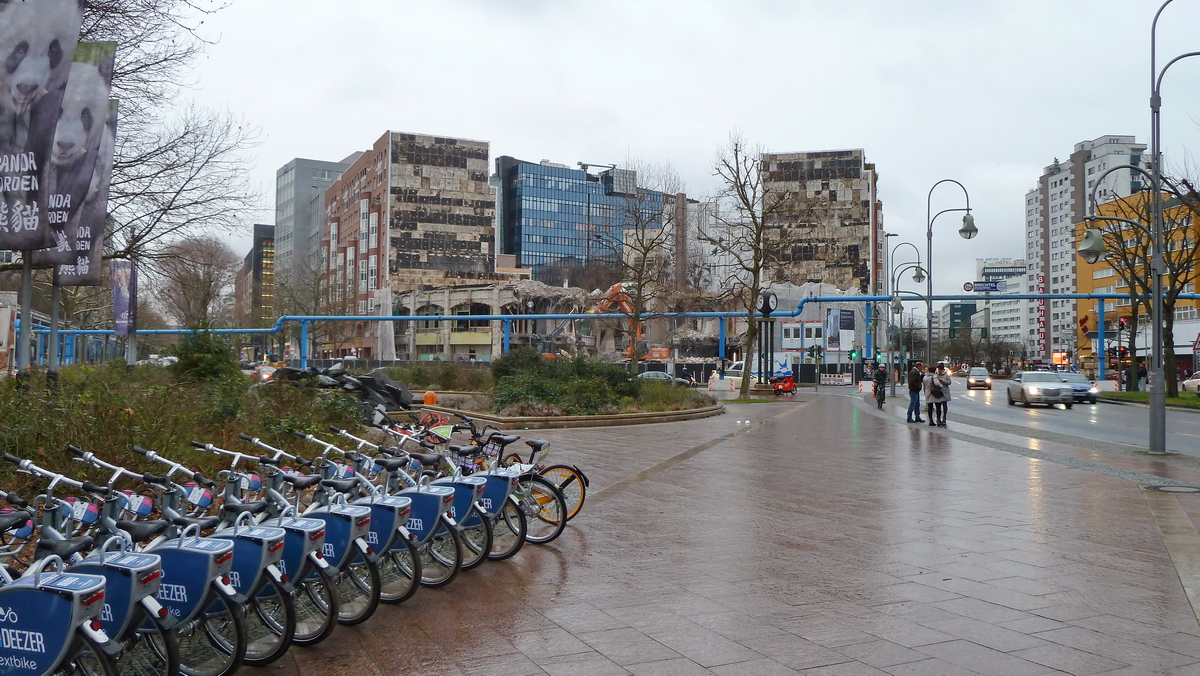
left=228, top=572, right=241, bottom=588
left=0, top=655, right=38, bottom=669
left=101, top=604, right=113, bottom=623
left=366, top=531, right=378, bottom=545
left=407, top=518, right=423, bottom=531
left=1, top=628, right=45, bottom=653
left=446, top=507, right=456, bottom=518
left=0, top=608, right=17, bottom=623
left=479, top=498, right=492, bottom=510
left=322, top=543, right=335, bottom=558
left=158, top=583, right=188, bottom=603
left=276, top=559, right=287, bottom=575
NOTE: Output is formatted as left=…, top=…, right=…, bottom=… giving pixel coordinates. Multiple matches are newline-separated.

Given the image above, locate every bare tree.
left=154, top=235, right=239, bottom=328
left=1091, top=182, right=1200, bottom=395
left=592, top=162, right=683, bottom=370
left=274, top=251, right=360, bottom=360
left=700, top=132, right=797, bottom=398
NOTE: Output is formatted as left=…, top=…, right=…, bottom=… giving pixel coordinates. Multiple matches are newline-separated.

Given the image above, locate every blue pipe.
left=502, top=319, right=511, bottom=355
left=1097, top=302, right=1107, bottom=382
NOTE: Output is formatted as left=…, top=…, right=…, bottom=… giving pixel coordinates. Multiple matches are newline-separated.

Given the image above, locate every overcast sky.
left=186, top=0, right=1200, bottom=306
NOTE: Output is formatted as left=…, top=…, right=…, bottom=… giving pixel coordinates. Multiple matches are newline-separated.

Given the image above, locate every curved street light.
left=926, top=180, right=977, bottom=367
left=888, top=262, right=926, bottom=395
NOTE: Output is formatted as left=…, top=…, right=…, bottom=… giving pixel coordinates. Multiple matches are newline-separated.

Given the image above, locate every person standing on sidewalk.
left=906, top=361, right=925, bottom=423
left=923, top=363, right=952, bottom=427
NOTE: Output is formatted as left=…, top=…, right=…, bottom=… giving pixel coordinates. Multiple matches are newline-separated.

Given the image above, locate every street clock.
left=758, top=291, right=777, bottom=316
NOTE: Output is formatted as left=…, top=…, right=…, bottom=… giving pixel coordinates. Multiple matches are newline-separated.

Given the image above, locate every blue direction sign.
left=966, top=280, right=1007, bottom=293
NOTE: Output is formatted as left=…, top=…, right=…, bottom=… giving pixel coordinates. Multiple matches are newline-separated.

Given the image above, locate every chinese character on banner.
left=0, top=0, right=86, bottom=251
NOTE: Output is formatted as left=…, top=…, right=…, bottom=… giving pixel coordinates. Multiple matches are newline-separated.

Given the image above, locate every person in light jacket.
left=923, top=362, right=952, bottom=427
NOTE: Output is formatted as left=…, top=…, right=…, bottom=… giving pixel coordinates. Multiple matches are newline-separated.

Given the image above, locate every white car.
left=1182, top=375, right=1200, bottom=392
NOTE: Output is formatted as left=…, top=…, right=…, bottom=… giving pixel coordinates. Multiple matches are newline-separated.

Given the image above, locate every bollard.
left=424, top=390, right=438, bottom=406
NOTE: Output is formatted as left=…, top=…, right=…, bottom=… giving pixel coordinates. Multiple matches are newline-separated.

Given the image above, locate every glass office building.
left=494, top=157, right=664, bottom=282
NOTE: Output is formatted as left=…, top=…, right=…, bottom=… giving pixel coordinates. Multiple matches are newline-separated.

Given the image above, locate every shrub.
left=170, top=330, right=238, bottom=381
left=0, top=363, right=363, bottom=495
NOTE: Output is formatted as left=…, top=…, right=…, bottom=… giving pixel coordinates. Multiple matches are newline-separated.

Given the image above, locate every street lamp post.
left=889, top=258, right=925, bottom=397
left=926, top=180, right=977, bottom=369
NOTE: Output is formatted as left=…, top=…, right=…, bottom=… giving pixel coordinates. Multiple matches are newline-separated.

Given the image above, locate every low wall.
left=401, top=403, right=726, bottom=430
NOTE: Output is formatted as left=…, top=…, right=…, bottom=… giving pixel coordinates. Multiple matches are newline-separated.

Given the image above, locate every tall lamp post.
left=926, top=180, right=978, bottom=367
left=890, top=261, right=927, bottom=396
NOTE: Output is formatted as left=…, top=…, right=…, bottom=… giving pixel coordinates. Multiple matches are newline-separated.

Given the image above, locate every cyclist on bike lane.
left=872, top=363, right=888, bottom=400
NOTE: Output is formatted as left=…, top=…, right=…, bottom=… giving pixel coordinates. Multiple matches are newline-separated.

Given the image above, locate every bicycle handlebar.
left=238, top=433, right=254, bottom=442
left=80, top=481, right=111, bottom=496
left=4, top=493, right=28, bottom=508
left=132, top=446, right=150, bottom=456
left=189, top=441, right=207, bottom=450
left=191, top=472, right=216, bottom=488
left=2, top=453, right=22, bottom=465
left=66, top=445, right=86, bottom=457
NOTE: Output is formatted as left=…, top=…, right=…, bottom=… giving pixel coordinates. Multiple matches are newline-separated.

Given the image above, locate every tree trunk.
left=1127, top=301, right=1141, bottom=392
left=740, top=315, right=756, bottom=399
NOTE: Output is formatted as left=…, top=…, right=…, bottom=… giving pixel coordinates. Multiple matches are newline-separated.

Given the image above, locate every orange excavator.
left=595, top=284, right=668, bottom=360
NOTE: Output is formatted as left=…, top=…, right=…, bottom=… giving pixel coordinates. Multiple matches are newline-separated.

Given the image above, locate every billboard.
left=0, top=0, right=86, bottom=250
left=30, top=42, right=117, bottom=285
left=825, top=308, right=856, bottom=351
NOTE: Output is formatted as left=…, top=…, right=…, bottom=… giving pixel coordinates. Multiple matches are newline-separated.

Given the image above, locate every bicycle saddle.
left=320, top=478, right=358, bottom=494
left=35, top=535, right=94, bottom=561
left=220, top=501, right=268, bottom=516
left=281, top=473, right=323, bottom=490
left=0, top=510, right=32, bottom=533
left=489, top=434, right=521, bottom=446
left=407, top=453, right=443, bottom=467
left=448, top=445, right=479, bottom=456
left=170, top=514, right=221, bottom=531
left=116, top=519, right=170, bottom=542
left=525, top=440, right=550, bottom=453
left=373, top=457, right=410, bottom=472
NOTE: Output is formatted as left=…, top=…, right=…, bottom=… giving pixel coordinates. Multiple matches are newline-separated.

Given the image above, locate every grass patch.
left=1099, top=390, right=1200, bottom=409
left=382, top=361, right=492, bottom=392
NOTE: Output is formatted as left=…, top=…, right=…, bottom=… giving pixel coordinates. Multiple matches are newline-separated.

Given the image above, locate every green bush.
left=0, top=363, right=364, bottom=495
left=170, top=330, right=238, bottom=381
left=383, top=361, right=493, bottom=392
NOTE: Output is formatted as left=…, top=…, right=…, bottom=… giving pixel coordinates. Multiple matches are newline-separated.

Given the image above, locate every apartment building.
left=1023, top=135, right=1146, bottom=362
left=275, top=157, right=354, bottom=283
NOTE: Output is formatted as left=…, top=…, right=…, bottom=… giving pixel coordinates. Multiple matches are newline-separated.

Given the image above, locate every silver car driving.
left=1007, top=371, right=1074, bottom=408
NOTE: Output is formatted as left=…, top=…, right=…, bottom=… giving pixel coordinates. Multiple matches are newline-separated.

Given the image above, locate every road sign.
left=969, top=281, right=1007, bottom=292
left=963, top=282, right=974, bottom=292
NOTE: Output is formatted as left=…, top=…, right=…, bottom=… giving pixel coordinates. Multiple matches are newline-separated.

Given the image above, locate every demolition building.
left=319, top=131, right=524, bottom=358
left=760, top=149, right=883, bottom=294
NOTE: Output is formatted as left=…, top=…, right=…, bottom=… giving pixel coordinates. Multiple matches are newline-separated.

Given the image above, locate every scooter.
left=771, top=375, right=796, bottom=396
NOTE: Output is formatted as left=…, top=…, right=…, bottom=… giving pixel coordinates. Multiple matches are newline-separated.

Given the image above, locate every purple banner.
left=0, top=0, right=86, bottom=250
left=112, top=259, right=133, bottom=336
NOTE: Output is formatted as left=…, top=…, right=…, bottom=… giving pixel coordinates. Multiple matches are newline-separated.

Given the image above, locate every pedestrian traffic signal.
left=849, top=349, right=858, bottom=360
left=1119, top=346, right=1128, bottom=358
left=1118, top=317, right=1127, bottom=332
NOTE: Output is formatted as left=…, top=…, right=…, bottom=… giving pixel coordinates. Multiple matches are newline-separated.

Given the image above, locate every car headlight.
left=985, top=378, right=991, bottom=384
left=1028, top=387, right=1040, bottom=395
left=1088, top=387, right=1098, bottom=394
left=968, top=378, right=975, bottom=384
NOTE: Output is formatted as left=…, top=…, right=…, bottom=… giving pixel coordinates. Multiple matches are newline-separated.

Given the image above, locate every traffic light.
left=1118, top=316, right=1127, bottom=332
left=948, top=329, right=956, bottom=339
left=875, top=351, right=883, bottom=362
left=849, top=349, right=858, bottom=360
left=1119, top=346, right=1128, bottom=358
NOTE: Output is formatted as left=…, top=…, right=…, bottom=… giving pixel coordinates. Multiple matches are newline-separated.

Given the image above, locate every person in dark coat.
left=906, top=361, right=925, bottom=423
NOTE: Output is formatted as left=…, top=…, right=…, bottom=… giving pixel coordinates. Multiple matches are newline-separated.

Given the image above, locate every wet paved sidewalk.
left=252, top=393, right=1200, bottom=675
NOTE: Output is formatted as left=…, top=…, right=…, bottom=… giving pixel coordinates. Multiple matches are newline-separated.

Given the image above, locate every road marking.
left=1143, top=487, right=1200, bottom=629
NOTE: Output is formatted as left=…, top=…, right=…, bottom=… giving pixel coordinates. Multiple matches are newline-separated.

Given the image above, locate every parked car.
left=965, top=367, right=992, bottom=390
left=636, top=370, right=690, bottom=387
left=1058, top=373, right=1099, bottom=404
left=1182, top=375, right=1200, bottom=392
left=1007, top=371, right=1074, bottom=408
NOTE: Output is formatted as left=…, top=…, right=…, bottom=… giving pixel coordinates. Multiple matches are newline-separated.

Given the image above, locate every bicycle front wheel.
left=419, top=515, right=462, bottom=588
left=56, top=631, right=119, bottom=676
left=335, top=551, right=380, bottom=626
left=458, top=507, right=493, bottom=571
left=539, top=465, right=586, bottom=521
left=176, top=584, right=246, bottom=676
left=379, top=536, right=421, bottom=604
left=242, top=579, right=294, bottom=666
left=117, top=607, right=180, bottom=676
left=292, top=563, right=338, bottom=646
left=519, top=474, right=567, bottom=545
left=487, top=498, right=526, bottom=561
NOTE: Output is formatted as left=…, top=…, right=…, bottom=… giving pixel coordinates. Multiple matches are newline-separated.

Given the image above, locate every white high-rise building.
left=974, top=258, right=1026, bottom=346
left=1022, top=135, right=1146, bottom=363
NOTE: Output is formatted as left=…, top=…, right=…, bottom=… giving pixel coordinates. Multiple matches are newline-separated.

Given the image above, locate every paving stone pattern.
left=247, top=394, right=1200, bottom=675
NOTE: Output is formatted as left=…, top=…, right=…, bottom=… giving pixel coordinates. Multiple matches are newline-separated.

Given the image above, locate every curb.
left=402, top=404, right=727, bottom=430
left=1098, top=396, right=1200, bottom=414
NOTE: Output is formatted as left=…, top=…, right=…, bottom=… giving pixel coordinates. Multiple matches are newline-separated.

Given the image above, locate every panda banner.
left=52, top=97, right=115, bottom=286
left=29, top=40, right=117, bottom=285
left=0, top=0, right=87, bottom=251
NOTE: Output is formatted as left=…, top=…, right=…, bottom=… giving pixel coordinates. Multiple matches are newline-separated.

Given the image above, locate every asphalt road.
left=925, top=376, right=1200, bottom=455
